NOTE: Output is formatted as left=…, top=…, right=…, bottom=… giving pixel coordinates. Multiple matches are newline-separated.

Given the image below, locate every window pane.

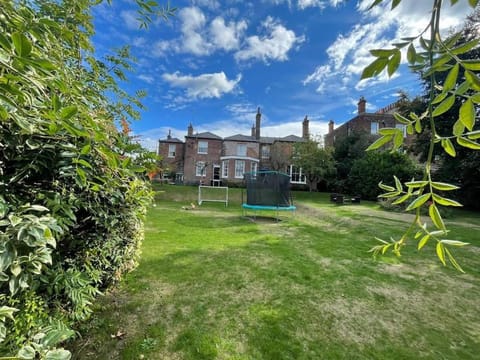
left=371, top=122, right=378, bottom=134
left=261, top=146, right=270, bottom=159
left=235, top=160, right=245, bottom=178
left=198, top=141, right=208, bottom=154
left=168, top=144, right=176, bottom=157
left=196, top=161, right=206, bottom=176
left=237, top=144, right=247, bottom=156
left=222, top=160, right=229, bottom=178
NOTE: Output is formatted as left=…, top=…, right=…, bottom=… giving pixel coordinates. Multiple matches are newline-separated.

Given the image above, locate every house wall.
left=325, top=113, right=414, bottom=148
left=158, top=141, right=185, bottom=175
left=183, top=137, right=223, bottom=185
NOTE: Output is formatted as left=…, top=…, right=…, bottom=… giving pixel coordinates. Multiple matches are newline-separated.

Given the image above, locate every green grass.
left=71, top=185, right=480, bottom=359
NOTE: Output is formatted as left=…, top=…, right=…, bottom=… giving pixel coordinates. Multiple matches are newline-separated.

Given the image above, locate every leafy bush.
left=0, top=0, right=159, bottom=357
left=347, top=151, right=419, bottom=200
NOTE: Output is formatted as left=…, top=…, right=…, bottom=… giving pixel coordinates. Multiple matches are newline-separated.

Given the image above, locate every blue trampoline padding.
left=242, top=204, right=296, bottom=211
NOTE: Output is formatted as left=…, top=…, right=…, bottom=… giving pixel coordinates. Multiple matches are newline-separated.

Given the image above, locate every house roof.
left=224, top=134, right=257, bottom=142
left=280, top=135, right=305, bottom=142
left=160, top=137, right=183, bottom=143
left=188, top=131, right=222, bottom=140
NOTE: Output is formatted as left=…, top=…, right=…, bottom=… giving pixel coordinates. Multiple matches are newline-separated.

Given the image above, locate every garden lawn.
left=71, top=185, right=480, bottom=359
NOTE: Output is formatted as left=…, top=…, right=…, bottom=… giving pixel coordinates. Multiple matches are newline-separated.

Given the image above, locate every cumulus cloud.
left=303, top=0, right=471, bottom=94
left=162, top=71, right=242, bottom=99
left=210, top=17, right=247, bottom=51
left=235, top=17, right=305, bottom=63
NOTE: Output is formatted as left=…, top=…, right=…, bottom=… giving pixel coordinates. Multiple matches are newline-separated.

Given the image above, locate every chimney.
left=167, top=129, right=172, bottom=140
left=328, top=120, right=334, bottom=134
left=255, top=107, right=261, bottom=140
left=358, top=96, right=366, bottom=114
left=187, top=123, right=193, bottom=136
left=251, top=123, right=256, bottom=137
left=302, top=115, right=309, bottom=140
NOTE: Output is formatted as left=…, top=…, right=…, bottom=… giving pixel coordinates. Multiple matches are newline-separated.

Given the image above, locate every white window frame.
left=287, top=165, right=306, bottom=184
left=261, top=145, right=270, bottom=159
left=251, top=162, right=258, bottom=174
left=168, top=144, right=176, bottom=158
left=235, top=160, right=245, bottom=179
left=237, top=144, right=247, bottom=156
left=195, top=161, right=206, bottom=177
left=371, top=122, right=379, bottom=135
left=198, top=141, right=208, bottom=154
left=222, top=160, right=229, bottom=178
left=396, top=124, right=407, bottom=138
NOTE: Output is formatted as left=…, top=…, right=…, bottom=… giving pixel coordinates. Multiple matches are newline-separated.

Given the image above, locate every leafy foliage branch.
left=362, top=0, right=479, bottom=271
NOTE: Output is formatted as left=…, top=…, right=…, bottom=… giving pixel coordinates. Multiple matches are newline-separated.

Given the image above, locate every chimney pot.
left=358, top=96, right=366, bottom=114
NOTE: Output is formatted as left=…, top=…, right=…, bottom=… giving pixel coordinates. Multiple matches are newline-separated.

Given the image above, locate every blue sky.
left=92, top=0, right=471, bottom=150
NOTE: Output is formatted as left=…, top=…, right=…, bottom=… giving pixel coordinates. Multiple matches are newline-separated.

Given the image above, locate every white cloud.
left=210, top=17, right=247, bottom=51
left=297, top=0, right=326, bottom=10
left=235, top=17, right=305, bottom=63
left=179, top=7, right=211, bottom=55
left=303, top=0, right=472, bottom=94
left=162, top=71, right=242, bottom=99
left=120, top=10, right=141, bottom=30
left=137, top=74, right=155, bottom=84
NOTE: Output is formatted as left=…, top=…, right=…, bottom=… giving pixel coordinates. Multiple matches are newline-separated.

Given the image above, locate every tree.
left=348, top=151, right=419, bottom=200
left=363, top=0, right=479, bottom=271
left=269, top=141, right=292, bottom=171
left=293, top=140, right=336, bottom=192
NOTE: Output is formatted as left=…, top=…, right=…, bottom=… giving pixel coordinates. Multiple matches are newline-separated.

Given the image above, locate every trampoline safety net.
left=244, top=171, right=292, bottom=207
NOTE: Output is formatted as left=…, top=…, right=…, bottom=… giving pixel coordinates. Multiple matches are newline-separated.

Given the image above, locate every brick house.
left=324, top=97, right=414, bottom=148
left=158, top=109, right=309, bottom=186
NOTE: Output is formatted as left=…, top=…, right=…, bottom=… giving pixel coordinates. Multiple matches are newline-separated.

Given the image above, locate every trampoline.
left=242, top=171, right=296, bottom=220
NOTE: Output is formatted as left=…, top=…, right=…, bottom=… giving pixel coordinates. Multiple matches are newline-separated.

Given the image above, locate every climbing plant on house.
left=363, top=0, right=479, bottom=271
left=0, top=0, right=174, bottom=358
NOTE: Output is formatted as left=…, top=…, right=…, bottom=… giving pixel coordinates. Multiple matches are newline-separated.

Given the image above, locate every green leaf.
left=44, top=349, right=72, bottom=360
left=469, top=0, right=479, bottom=7
left=465, top=70, right=480, bottom=91
left=417, top=234, right=430, bottom=250
left=445, top=247, right=464, bottom=273
left=378, top=181, right=395, bottom=192
left=370, top=49, right=395, bottom=57
left=430, top=182, right=459, bottom=191
left=432, top=193, right=463, bottom=207
left=452, top=119, right=465, bottom=137
left=407, top=43, right=416, bottom=64
left=429, top=203, right=445, bottom=230
left=414, top=119, right=422, bottom=133
left=457, top=136, right=480, bottom=150
left=436, top=242, right=446, bottom=266
left=441, top=138, right=456, bottom=157
left=459, top=98, right=475, bottom=131
left=0, top=33, right=11, bottom=51
left=443, top=63, right=459, bottom=92
left=451, top=39, right=479, bottom=55
left=366, top=135, right=392, bottom=150
left=52, top=95, right=62, bottom=112
left=466, top=130, right=480, bottom=140
left=387, top=50, right=401, bottom=77
left=0, top=306, right=18, bottom=320
left=406, top=193, right=431, bottom=211
left=405, top=180, right=428, bottom=188
left=450, top=0, right=459, bottom=5
left=81, top=144, right=91, bottom=155
left=60, top=106, right=78, bottom=120
left=361, top=57, right=389, bottom=79
left=463, top=60, right=480, bottom=71
left=0, top=105, right=8, bottom=121
left=17, top=345, right=36, bottom=359
left=393, top=113, right=410, bottom=124
left=76, top=159, right=93, bottom=169
left=391, top=0, right=401, bottom=9
left=11, top=32, right=32, bottom=57
left=392, top=193, right=411, bottom=205
left=393, top=131, right=403, bottom=149
left=394, top=176, right=402, bottom=192
left=378, top=128, right=397, bottom=135
left=441, top=240, right=470, bottom=247
left=471, top=92, right=480, bottom=103
left=456, top=80, right=470, bottom=95
left=432, top=92, right=448, bottom=105
left=432, top=95, right=455, bottom=117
